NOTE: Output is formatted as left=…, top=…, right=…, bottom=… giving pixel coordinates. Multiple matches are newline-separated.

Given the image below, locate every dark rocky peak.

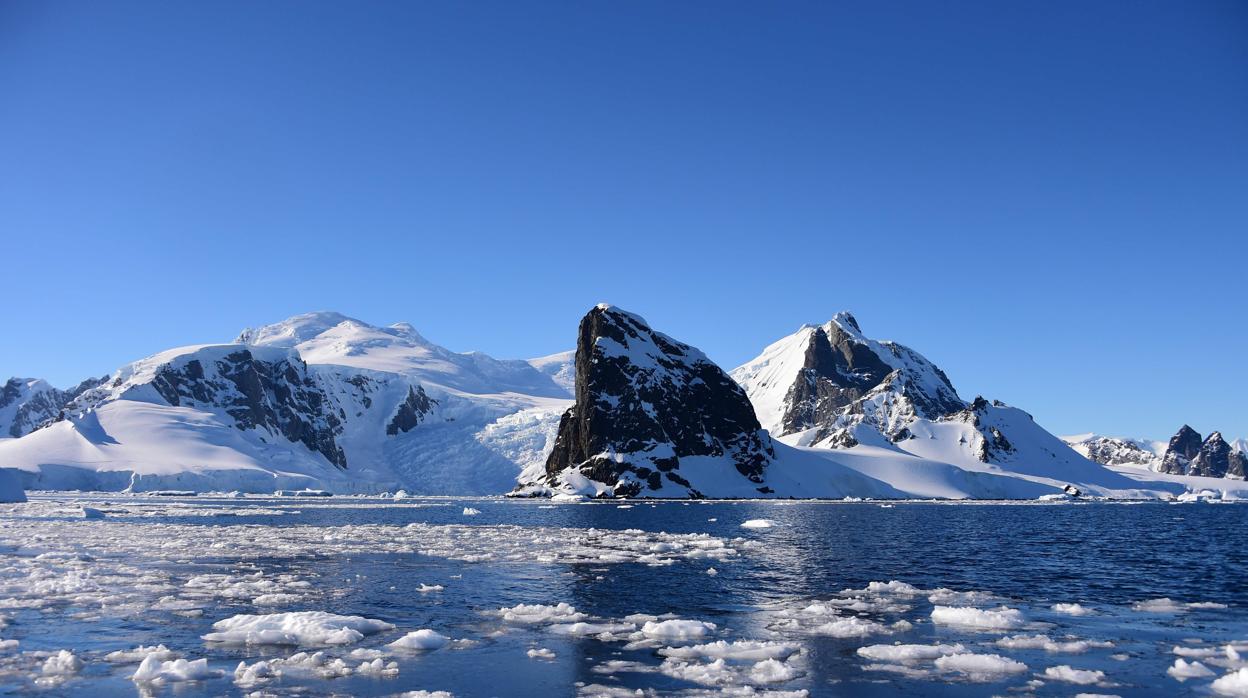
left=386, top=385, right=438, bottom=435
left=1189, top=431, right=1233, bottom=478
left=539, top=304, right=774, bottom=498
left=1159, top=425, right=1203, bottom=475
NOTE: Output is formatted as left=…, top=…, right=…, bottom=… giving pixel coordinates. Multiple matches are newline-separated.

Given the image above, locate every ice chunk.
left=740, top=519, right=776, bottom=529
left=495, top=603, right=587, bottom=624
left=857, top=643, right=965, bottom=662
left=930, top=605, right=1024, bottom=630
left=640, top=619, right=716, bottom=641
left=1168, top=658, right=1215, bottom=679
left=132, top=656, right=223, bottom=683
left=387, top=629, right=450, bottom=650
left=1043, top=665, right=1107, bottom=685
left=934, top=653, right=1028, bottom=679
left=462, top=507, right=481, bottom=516
left=812, top=617, right=889, bottom=638
left=1131, top=598, right=1184, bottom=613
left=203, top=611, right=395, bottom=646
left=42, top=650, right=83, bottom=675
left=1213, top=668, right=1248, bottom=697
left=749, top=657, right=803, bottom=683
left=355, top=657, right=399, bottom=676
left=527, top=647, right=556, bottom=659
left=1052, top=602, right=1093, bottom=616
left=660, top=640, right=800, bottom=661
left=104, top=645, right=178, bottom=663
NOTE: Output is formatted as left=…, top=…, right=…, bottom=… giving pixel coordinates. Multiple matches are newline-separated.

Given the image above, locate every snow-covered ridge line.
left=0, top=307, right=1241, bottom=499
left=1, top=311, right=574, bottom=495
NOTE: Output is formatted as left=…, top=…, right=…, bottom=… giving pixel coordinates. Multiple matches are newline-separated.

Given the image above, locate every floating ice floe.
left=659, top=640, right=800, bottom=661
left=1213, top=668, right=1248, bottom=696
left=995, top=634, right=1109, bottom=653
left=740, top=519, right=776, bottom=529
left=1052, top=602, right=1093, bottom=616
left=203, top=611, right=395, bottom=646
left=930, top=605, right=1025, bottom=630
left=104, top=644, right=178, bottom=663
left=640, top=619, right=716, bottom=641
left=495, top=602, right=587, bottom=624
left=1042, top=664, right=1107, bottom=685
left=857, top=643, right=965, bottom=662
left=934, top=652, right=1028, bottom=680
left=462, top=507, right=481, bottom=516
left=417, top=584, right=444, bottom=593
left=132, top=656, right=223, bottom=683
left=1168, top=658, right=1216, bottom=679
left=527, top=647, right=556, bottom=660
left=388, top=629, right=450, bottom=650
left=1132, top=597, right=1228, bottom=613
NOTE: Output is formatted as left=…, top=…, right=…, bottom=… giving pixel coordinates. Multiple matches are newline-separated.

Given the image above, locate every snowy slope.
left=237, top=311, right=570, bottom=399
left=1, top=313, right=573, bottom=494
left=730, top=313, right=1203, bottom=499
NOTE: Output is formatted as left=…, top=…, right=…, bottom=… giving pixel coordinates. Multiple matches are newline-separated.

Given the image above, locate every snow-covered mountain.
left=515, top=306, right=1189, bottom=500
left=727, top=313, right=1208, bottom=499
left=0, top=308, right=1239, bottom=499
left=1062, top=433, right=1165, bottom=469
left=0, top=312, right=573, bottom=494
left=0, top=376, right=107, bottom=438
left=518, top=305, right=776, bottom=498
left=1065, top=426, right=1245, bottom=480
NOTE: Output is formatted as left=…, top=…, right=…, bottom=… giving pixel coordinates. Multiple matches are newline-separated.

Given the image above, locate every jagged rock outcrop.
left=1154, top=426, right=1246, bottom=479
left=534, top=305, right=774, bottom=498
left=1188, top=432, right=1245, bottom=479
left=0, top=375, right=108, bottom=438
left=1065, top=435, right=1162, bottom=469
left=1160, top=425, right=1206, bottom=475
left=732, top=312, right=965, bottom=446
left=147, top=349, right=349, bottom=468
left=386, top=386, right=437, bottom=435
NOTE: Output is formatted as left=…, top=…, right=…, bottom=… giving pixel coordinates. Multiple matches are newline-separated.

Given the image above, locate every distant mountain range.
left=1064, top=428, right=1246, bottom=478
left=1, top=308, right=1242, bottom=499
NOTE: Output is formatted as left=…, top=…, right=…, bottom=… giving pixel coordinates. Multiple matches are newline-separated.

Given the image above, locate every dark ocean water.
left=0, top=495, right=1245, bottom=697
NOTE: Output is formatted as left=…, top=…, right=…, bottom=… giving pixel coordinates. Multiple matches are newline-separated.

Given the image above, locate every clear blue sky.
left=2, top=1, right=1245, bottom=439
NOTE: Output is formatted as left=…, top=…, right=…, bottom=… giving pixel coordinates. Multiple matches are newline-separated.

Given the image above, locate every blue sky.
left=2, top=1, right=1245, bottom=439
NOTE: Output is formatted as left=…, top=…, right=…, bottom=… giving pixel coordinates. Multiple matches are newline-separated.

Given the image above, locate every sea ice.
left=132, top=656, right=223, bottom=683
left=930, top=605, right=1025, bottom=630
left=1168, top=658, right=1215, bottom=679
left=659, top=640, right=801, bottom=661
left=856, top=643, right=965, bottom=662
left=1043, top=665, right=1107, bottom=685
left=740, top=519, right=776, bottom=529
left=388, top=629, right=450, bottom=650
left=640, top=619, right=716, bottom=641
left=203, top=611, right=395, bottom=646
left=1213, top=668, right=1248, bottom=697
left=495, top=603, right=587, bottom=624
left=934, top=653, right=1028, bottom=680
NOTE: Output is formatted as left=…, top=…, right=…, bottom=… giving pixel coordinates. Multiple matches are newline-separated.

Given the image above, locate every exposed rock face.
left=733, top=312, right=965, bottom=446
left=386, top=386, right=437, bottom=435
left=1188, top=432, right=1243, bottom=479
left=539, top=305, right=774, bottom=498
left=1, top=375, right=108, bottom=438
left=1068, top=435, right=1162, bottom=469
left=1160, top=425, right=1205, bottom=475
left=149, top=349, right=349, bottom=468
